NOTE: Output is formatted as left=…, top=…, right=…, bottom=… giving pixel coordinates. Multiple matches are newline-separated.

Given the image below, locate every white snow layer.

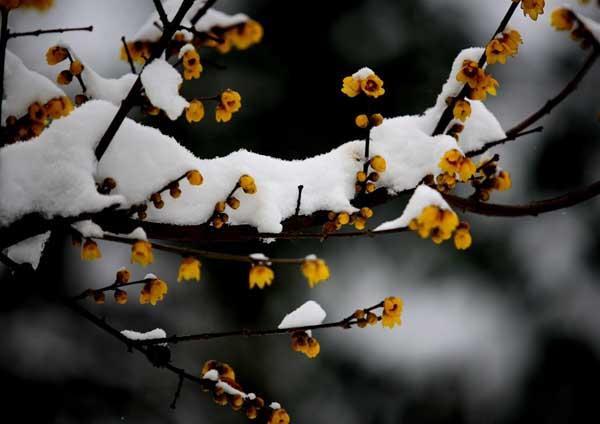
left=133, top=1, right=249, bottom=43
left=3, top=231, right=50, bottom=270
left=121, top=328, right=167, bottom=341
left=1, top=47, right=505, bottom=265
left=375, top=185, right=452, bottom=232
left=278, top=301, right=327, bottom=329
left=141, top=58, right=188, bottom=120
left=2, top=50, right=66, bottom=122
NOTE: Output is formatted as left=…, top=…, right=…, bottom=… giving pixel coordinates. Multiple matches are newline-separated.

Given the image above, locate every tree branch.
left=152, top=0, right=169, bottom=28
left=431, top=1, right=519, bottom=136
left=120, top=36, right=136, bottom=74
left=8, top=25, right=93, bottom=38
left=466, top=126, right=544, bottom=158
left=505, top=47, right=599, bottom=139
left=137, top=301, right=384, bottom=346
left=93, top=0, right=210, bottom=160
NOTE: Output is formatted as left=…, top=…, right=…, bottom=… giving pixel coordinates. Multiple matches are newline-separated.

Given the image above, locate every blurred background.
left=2, top=0, right=600, bottom=423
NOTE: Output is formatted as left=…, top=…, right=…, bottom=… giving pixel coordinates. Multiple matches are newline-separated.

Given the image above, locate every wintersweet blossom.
left=453, top=99, right=472, bottom=122
left=408, top=205, right=460, bottom=245
left=454, top=222, right=473, bottom=250
left=439, top=149, right=476, bottom=182
left=301, top=257, right=330, bottom=288
left=139, top=278, right=168, bottom=305
left=186, top=170, right=204, bottom=186
left=131, top=240, right=154, bottom=266
left=81, top=239, right=101, bottom=261
left=517, top=0, right=545, bottom=21
left=177, top=257, right=202, bottom=282
left=291, top=331, right=321, bottom=358
left=381, top=296, right=403, bottom=329
left=269, top=408, right=291, bottom=424
left=186, top=100, right=205, bottom=123
left=182, top=48, right=202, bottom=80
left=249, top=264, right=274, bottom=289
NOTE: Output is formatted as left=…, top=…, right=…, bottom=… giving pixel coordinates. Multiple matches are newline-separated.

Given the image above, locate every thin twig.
left=137, top=302, right=385, bottom=346
left=71, top=278, right=152, bottom=301
left=466, top=126, right=543, bottom=157
left=152, top=0, right=169, bottom=27
left=120, top=36, right=136, bottom=74
left=295, top=185, right=304, bottom=216
left=9, top=25, right=93, bottom=38
left=170, top=374, right=184, bottom=410
left=66, top=50, right=86, bottom=93
left=505, top=48, right=599, bottom=138
left=431, top=1, right=519, bottom=136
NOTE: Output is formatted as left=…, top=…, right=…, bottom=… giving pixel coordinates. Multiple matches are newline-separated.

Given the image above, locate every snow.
left=202, top=369, right=219, bottom=381
left=2, top=50, right=65, bottom=122
left=375, top=185, right=452, bottom=232
left=144, top=273, right=158, bottom=280
left=64, top=45, right=137, bottom=105
left=1, top=47, right=504, bottom=244
left=216, top=381, right=246, bottom=397
left=3, top=232, right=50, bottom=270
left=133, top=1, right=249, bottom=43
left=72, top=220, right=104, bottom=238
left=249, top=253, right=269, bottom=261
left=269, top=402, right=281, bottom=410
left=121, top=328, right=167, bottom=341
left=178, top=43, right=195, bottom=59
left=141, top=58, right=188, bottom=120
left=278, top=301, right=327, bottom=329
left=352, top=67, right=374, bottom=79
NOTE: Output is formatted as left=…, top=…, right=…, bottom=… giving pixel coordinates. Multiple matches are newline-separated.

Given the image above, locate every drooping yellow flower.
left=177, top=257, right=202, bottom=282
left=518, top=0, right=545, bottom=21
left=45, top=45, right=68, bottom=65
left=453, top=99, right=472, bottom=122
left=114, top=289, right=128, bottom=304
left=439, top=149, right=476, bottom=182
left=215, top=89, right=242, bottom=123
left=493, top=170, right=512, bottom=191
left=409, top=205, right=460, bottom=245
left=81, top=239, right=101, bottom=261
left=230, top=20, right=264, bottom=50
left=249, top=264, right=274, bottom=289
left=182, top=48, right=202, bottom=80
left=486, top=39, right=511, bottom=65
left=454, top=222, right=473, bottom=250
left=139, top=278, right=168, bottom=305
left=457, top=60, right=484, bottom=88
left=360, top=74, right=385, bottom=98
left=381, top=296, right=403, bottom=329
left=551, top=8, right=576, bottom=31
left=185, top=100, right=205, bottom=123
left=301, top=257, right=330, bottom=288
left=370, top=155, right=387, bottom=173
left=291, top=331, right=320, bottom=358
left=115, top=268, right=131, bottom=285
left=269, top=408, right=291, bottom=424
left=28, top=102, right=47, bottom=123
left=239, top=174, right=257, bottom=194
left=341, top=76, right=361, bottom=97
left=355, top=114, right=369, bottom=128
left=131, top=240, right=153, bottom=267
left=186, top=169, right=204, bottom=186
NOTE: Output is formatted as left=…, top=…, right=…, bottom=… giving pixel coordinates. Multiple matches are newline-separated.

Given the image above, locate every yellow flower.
left=486, top=39, right=511, bottom=65
left=381, top=296, right=403, bottom=329
left=115, top=268, right=131, bottom=285
left=239, top=174, right=257, bottom=194
left=45, top=46, right=68, bottom=65
left=81, top=239, right=101, bottom=261
left=518, top=0, right=545, bottom=21
left=468, top=73, right=499, bottom=101
left=457, top=60, right=484, bottom=88
left=45, top=96, right=73, bottom=119
left=370, top=113, right=384, bottom=127
left=453, top=99, right=472, bottom=122
left=269, top=408, right=291, bottom=424
left=220, top=89, right=242, bottom=113
left=409, top=205, right=460, bottom=244
left=230, top=20, right=264, bottom=49
left=139, top=278, right=168, bottom=305
left=291, top=331, right=320, bottom=358
left=215, top=103, right=232, bottom=123
left=114, top=289, right=128, bottom=304
left=502, top=29, right=523, bottom=54
left=56, top=70, right=73, bottom=85
left=185, top=100, right=205, bottom=123
left=551, top=8, right=575, bottom=31
left=454, top=223, right=472, bottom=250
left=439, top=149, right=475, bottom=182
left=493, top=170, right=512, bottom=191
left=182, top=48, right=202, bottom=80
left=131, top=240, right=153, bottom=267
left=301, top=257, right=330, bottom=288
left=120, top=41, right=152, bottom=64
left=186, top=169, right=204, bottom=186
left=341, top=76, right=361, bottom=97
left=69, top=60, right=84, bottom=76
left=370, top=155, right=387, bottom=172
left=202, top=360, right=236, bottom=381
left=360, top=207, right=374, bottom=219
left=249, top=264, right=274, bottom=289
left=20, top=0, right=53, bottom=10
left=360, top=74, right=385, bottom=98
left=177, top=257, right=201, bottom=282
left=355, top=114, right=369, bottom=128
left=28, top=102, right=47, bottom=123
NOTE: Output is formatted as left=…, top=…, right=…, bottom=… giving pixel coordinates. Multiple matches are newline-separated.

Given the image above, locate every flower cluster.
left=145, top=169, right=204, bottom=215
left=139, top=275, right=168, bottom=305
left=456, top=59, right=499, bottom=101
left=0, top=0, right=52, bottom=10
left=470, top=157, right=513, bottom=201
left=120, top=41, right=152, bottom=64
left=291, top=331, right=321, bottom=358
left=341, top=70, right=385, bottom=98
left=486, top=29, right=522, bottom=65
left=209, top=174, right=255, bottom=229
left=355, top=155, right=387, bottom=194
left=551, top=7, right=598, bottom=49
left=300, top=256, right=330, bottom=288
left=323, top=207, right=374, bottom=233
left=353, top=296, right=404, bottom=329
left=515, top=0, right=545, bottom=21
left=216, top=89, right=242, bottom=123
left=83, top=267, right=132, bottom=304
left=408, top=205, right=471, bottom=248
left=203, top=20, right=264, bottom=54
left=438, top=149, right=476, bottom=182
left=46, top=45, right=85, bottom=89
left=177, top=257, right=202, bottom=282
left=4, top=96, right=73, bottom=144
